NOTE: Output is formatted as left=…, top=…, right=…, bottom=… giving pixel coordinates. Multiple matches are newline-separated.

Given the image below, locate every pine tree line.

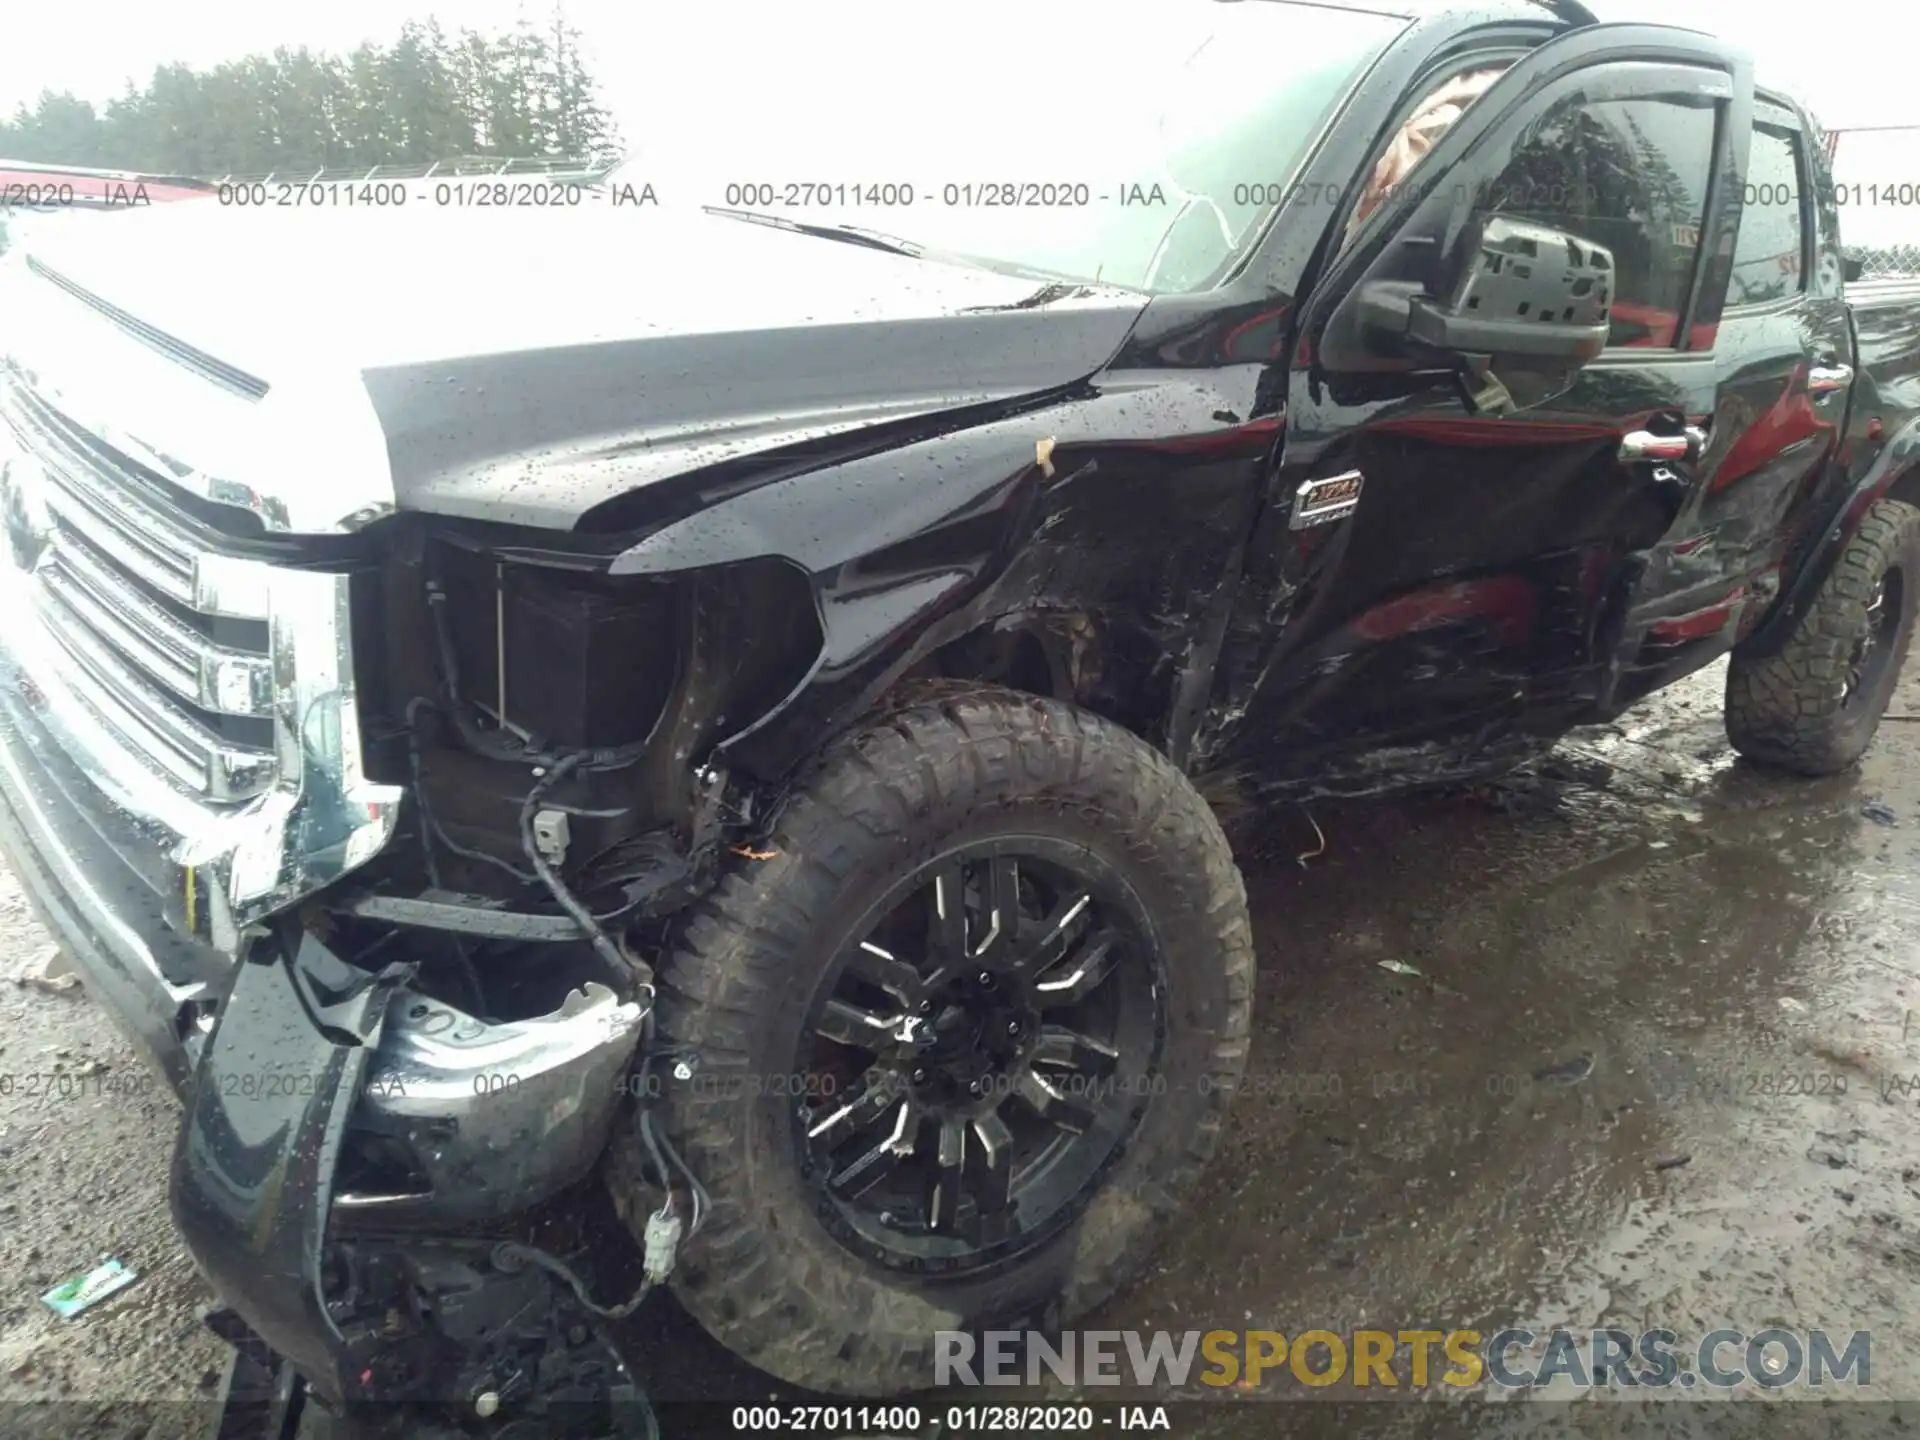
left=0, top=11, right=620, bottom=176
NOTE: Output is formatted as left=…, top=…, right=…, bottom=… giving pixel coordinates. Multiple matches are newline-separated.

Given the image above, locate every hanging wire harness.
left=417, top=571, right=718, bottom=1319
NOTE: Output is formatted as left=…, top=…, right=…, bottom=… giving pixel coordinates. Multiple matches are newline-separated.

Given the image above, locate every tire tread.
left=1727, top=498, right=1920, bottom=775
left=636, top=684, right=1253, bottom=1393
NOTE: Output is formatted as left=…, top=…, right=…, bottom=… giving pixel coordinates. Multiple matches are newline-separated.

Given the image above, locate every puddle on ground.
left=1095, top=661, right=1920, bottom=1436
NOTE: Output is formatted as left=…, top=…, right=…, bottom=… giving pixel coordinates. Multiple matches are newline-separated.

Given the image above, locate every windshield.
left=604, top=0, right=1406, bottom=294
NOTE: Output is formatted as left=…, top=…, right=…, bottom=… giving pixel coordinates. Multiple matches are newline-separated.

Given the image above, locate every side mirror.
left=1844, top=256, right=1865, bottom=283
left=1406, top=214, right=1613, bottom=365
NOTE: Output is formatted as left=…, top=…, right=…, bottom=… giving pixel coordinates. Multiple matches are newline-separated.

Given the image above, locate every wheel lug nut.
left=911, top=1067, right=927, bottom=1083
left=978, top=971, right=994, bottom=987
left=919, top=1001, right=933, bottom=1015
left=1006, top=1020, right=1021, bottom=1036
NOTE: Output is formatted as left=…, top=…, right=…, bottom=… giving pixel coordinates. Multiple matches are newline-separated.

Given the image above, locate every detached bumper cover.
left=168, top=933, right=648, bottom=1405
left=169, top=933, right=410, bottom=1408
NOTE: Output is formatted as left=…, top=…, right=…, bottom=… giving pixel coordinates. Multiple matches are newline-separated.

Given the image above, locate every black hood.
left=12, top=200, right=1152, bottom=530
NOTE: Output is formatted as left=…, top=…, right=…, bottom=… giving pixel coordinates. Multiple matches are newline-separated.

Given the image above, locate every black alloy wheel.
left=1841, top=570, right=1903, bottom=706
left=795, top=840, right=1163, bottom=1273
left=617, top=684, right=1253, bottom=1395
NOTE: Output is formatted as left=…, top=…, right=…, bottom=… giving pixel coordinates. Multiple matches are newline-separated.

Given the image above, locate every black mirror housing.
left=1844, top=256, right=1865, bottom=283
left=1407, top=214, right=1613, bottom=365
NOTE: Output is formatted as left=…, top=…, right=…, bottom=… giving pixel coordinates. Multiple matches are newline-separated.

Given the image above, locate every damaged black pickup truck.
left=3, top=0, right=1919, bottom=1425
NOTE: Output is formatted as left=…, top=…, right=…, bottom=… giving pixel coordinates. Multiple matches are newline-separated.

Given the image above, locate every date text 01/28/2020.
left=728, top=1405, right=1174, bottom=1431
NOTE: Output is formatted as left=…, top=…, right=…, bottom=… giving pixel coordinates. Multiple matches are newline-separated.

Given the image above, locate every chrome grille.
left=1, top=373, right=276, bottom=802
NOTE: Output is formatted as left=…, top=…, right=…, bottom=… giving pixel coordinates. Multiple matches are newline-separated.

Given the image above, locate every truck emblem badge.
left=1290, top=469, right=1365, bottom=529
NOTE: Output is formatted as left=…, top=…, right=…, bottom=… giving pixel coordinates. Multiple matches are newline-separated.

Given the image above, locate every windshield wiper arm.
left=702, top=206, right=925, bottom=257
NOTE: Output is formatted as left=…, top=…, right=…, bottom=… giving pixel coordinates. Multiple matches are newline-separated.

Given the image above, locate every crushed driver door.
left=1214, top=23, right=1754, bottom=789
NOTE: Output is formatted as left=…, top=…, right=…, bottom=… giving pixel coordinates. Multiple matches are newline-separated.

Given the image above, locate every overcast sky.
left=2, top=0, right=1912, bottom=236
left=1, top=0, right=1907, bottom=127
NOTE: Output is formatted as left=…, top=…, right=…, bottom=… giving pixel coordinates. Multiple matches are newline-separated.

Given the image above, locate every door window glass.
left=1479, top=95, right=1717, bottom=347
left=1729, top=127, right=1805, bottom=304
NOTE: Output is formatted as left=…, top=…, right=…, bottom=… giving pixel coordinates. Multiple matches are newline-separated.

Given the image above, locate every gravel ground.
left=3, top=660, right=1919, bottom=1438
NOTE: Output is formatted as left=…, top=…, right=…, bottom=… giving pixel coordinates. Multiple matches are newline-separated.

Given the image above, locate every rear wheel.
left=622, top=686, right=1252, bottom=1395
left=1726, top=498, right=1920, bottom=776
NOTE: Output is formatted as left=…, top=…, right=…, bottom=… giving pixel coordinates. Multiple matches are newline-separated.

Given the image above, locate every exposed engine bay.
left=327, top=521, right=820, bottom=1036
left=346, top=522, right=822, bottom=941
left=173, top=530, right=829, bottom=1432
left=333, top=531, right=827, bottom=1153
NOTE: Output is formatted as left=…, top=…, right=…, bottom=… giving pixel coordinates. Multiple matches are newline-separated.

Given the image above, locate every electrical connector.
left=530, top=807, right=571, bottom=865
left=642, top=1205, right=684, bottom=1285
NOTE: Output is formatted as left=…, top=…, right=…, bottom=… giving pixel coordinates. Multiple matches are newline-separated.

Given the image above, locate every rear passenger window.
left=1479, top=94, right=1716, bottom=348
left=1729, top=128, right=1805, bottom=304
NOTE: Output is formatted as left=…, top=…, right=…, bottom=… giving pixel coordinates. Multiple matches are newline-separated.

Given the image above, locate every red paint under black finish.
left=574, top=16, right=1920, bottom=795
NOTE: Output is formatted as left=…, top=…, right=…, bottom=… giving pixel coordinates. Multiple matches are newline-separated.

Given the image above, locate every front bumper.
left=166, top=931, right=647, bottom=1407
left=0, top=586, right=648, bottom=1400
left=0, top=672, right=226, bottom=1090
left=0, top=541, right=400, bottom=1090
left=170, top=933, right=411, bottom=1406
left=0, top=251, right=658, bottom=1408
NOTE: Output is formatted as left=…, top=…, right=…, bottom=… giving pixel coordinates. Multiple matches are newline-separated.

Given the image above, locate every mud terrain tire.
left=1726, top=498, right=1920, bottom=775
left=630, top=685, right=1252, bottom=1395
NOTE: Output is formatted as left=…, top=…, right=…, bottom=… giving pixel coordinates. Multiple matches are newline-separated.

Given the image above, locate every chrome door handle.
left=1808, top=362, right=1854, bottom=393
left=1619, top=425, right=1708, bottom=463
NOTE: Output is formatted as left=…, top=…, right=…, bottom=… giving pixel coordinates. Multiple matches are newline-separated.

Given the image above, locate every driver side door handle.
left=1618, top=426, right=1709, bottom=464
left=1808, top=362, right=1854, bottom=394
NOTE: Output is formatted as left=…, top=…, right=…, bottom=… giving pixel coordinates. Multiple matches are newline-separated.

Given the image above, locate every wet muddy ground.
left=3, top=658, right=1918, bottom=1437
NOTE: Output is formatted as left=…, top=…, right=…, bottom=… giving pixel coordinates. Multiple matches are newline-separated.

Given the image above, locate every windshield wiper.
left=701, top=206, right=926, bottom=258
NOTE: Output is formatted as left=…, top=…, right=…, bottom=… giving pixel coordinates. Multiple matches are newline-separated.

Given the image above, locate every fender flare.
left=1738, top=413, right=1920, bottom=660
